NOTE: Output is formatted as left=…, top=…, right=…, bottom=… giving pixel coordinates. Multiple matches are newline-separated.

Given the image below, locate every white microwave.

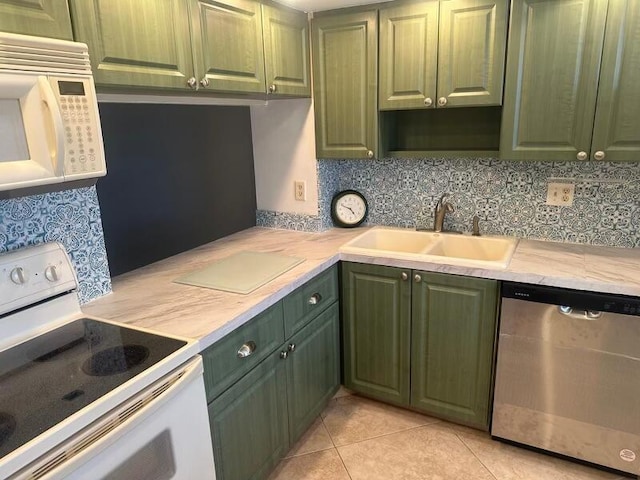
left=0, top=32, right=106, bottom=193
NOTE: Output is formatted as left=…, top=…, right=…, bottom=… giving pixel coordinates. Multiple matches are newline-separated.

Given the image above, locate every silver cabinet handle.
left=280, top=351, right=288, bottom=359
left=401, top=272, right=408, bottom=281
left=414, top=274, right=422, bottom=283
left=288, top=343, right=296, bottom=352
left=437, top=97, right=448, bottom=107
left=308, top=293, right=322, bottom=305
left=424, top=97, right=433, bottom=107
left=199, top=77, right=210, bottom=88
left=594, top=150, right=606, bottom=161
left=576, top=151, right=588, bottom=161
left=237, top=341, right=256, bottom=358
left=187, top=77, right=198, bottom=89
left=268, top=84, right=277, bottom=93
left=366, top=150, right=374, bottom=158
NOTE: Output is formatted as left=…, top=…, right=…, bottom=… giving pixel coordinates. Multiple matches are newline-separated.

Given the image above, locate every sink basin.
left=426, top=235, right=517, bottom=266
left=340, top=227, right=518, bottom=268
left=339, top=228, right=439, bottom=255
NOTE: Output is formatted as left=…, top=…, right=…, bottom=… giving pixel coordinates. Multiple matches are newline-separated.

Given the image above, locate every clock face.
left=332, top=191, right=367, bottom=227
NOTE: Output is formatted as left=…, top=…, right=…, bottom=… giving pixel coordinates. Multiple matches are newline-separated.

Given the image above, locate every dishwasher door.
left=492, top=285, right=640, bottom=476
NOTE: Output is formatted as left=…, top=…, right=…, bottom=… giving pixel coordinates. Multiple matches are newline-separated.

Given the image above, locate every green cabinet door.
left=0, top=0, right=72, bottom=40
left=378, top=1, right=438, bottom=110
left=69, top=0, right=194, bottom=90
left=342, top=262, right=411, bottom=406
left=411, top=272, right=498, bottom=429
left=312, top=10, right=378, bottom=158
left=209, top=349, right=289, bottom=480
left=190, top=0, right=266, bottom=94
left=500, top=0, right=609, bottom=161
left=438, top=0, right=508, bottom=107
left=286, top=303, right=340, bottom=445
left=262, top=4, right=310, bottom=97
left=590, top=0, right=640, bottom=162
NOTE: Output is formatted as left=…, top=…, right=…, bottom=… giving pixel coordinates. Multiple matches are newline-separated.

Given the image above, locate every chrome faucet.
left=434, top=193, right=454, bottom=232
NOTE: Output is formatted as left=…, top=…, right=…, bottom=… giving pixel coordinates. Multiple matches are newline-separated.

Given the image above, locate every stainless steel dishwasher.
left=492, top=282, right=640, bottom=476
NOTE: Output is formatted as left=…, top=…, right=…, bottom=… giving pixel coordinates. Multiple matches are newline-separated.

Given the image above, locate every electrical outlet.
left=294, top=181, right=306, bottom=201
left=546, top=182, right=575, bottom=206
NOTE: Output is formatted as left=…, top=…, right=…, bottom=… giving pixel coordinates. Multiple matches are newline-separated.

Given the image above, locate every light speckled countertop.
left=84, top=226, right=640, bottom=350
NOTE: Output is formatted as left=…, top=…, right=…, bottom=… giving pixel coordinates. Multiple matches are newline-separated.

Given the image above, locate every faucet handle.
left=472, top=215, right=480, bottom=236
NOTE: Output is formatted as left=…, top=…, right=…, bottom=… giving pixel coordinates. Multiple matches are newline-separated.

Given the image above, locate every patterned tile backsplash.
left=0, top=187, right=112, bottom=304
left=313, top=157, right=640, bottom=248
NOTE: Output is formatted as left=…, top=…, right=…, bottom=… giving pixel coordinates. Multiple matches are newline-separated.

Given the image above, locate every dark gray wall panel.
left=97, top=103, right=256, bottom=276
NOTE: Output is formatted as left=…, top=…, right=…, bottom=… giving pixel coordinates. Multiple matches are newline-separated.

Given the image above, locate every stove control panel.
left=0, top=243, right=77, bottom=316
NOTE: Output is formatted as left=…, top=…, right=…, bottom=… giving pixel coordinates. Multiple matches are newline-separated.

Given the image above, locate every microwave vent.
left=0, top=32, right=91, bottom=75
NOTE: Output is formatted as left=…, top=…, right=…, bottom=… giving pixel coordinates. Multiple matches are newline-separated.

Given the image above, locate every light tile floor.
left=269, top=388, right=629, bottom=480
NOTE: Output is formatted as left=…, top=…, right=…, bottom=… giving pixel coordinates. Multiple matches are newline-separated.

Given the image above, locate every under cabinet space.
left=381, top=107, right=502, bottom=157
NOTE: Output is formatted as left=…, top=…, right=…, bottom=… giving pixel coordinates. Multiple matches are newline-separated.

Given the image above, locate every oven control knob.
left=45, top=266, right=59, bottom=282
left=10, top=267, right=28, bottom=285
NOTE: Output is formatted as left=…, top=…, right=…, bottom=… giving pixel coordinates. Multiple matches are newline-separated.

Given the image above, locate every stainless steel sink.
left=340, top=227, right=518, bottom=268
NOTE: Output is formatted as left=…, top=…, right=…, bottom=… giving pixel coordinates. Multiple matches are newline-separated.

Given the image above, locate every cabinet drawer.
left=202, top=301, right=284, bottom=402
left=283, top=266, right=338, bottom=337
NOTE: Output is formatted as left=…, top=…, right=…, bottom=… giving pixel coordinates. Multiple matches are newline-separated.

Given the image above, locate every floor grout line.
left=455, top=431, right=500, bottom=480
left=326, top=419, right=443, bottom=449
left=334, top=445, right=354, bottom=480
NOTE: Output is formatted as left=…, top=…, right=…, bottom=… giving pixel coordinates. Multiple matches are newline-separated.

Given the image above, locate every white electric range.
left=0, top=242, right=216, bottom=479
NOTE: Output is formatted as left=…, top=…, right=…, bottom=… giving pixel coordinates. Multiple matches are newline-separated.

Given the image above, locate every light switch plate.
left=546, top=182, right=574, bottom=206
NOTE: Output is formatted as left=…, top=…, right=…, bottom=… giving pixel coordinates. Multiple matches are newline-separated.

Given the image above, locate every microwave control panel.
left=50, top=76, right=106, bottom=180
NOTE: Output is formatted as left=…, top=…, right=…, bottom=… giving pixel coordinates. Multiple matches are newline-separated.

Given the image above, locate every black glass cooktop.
left=0, top=318, right=186, bottom=460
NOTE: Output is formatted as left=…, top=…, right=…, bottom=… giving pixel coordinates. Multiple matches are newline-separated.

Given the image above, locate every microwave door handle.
left=38, top=77, right=65, bottom=176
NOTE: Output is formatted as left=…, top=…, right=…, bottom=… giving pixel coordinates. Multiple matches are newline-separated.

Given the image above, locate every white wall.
left=250, top=98, right=319, bottom=216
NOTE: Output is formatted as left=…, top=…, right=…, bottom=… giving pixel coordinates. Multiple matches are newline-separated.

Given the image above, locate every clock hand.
left=345, top=206, right=355, bottom=214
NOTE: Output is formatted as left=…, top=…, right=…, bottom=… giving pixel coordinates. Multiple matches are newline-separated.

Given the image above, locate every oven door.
left=13, top=357, right=216, bottom=480
left=0, top=73, right=65, bottom=191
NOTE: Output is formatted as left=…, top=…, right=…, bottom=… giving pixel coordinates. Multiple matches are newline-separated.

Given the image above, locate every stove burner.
left=82, top=345, right=150, bottom=376
left=0, top=413, right=16, bottom=447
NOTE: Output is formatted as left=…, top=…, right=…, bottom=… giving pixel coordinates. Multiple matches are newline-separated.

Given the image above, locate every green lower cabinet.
left=410, top=272, right=498, bottom=429
left=341, top=262, right=499, bottom=430
left=286, top=303, right=340, bottom=444
left=209, top=349, right=289, bottom=480
left=342, top=263, right=412, bottom=406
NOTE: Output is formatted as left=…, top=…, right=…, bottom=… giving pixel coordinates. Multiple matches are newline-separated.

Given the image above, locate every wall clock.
left=330, top=190, right=368, bottom=228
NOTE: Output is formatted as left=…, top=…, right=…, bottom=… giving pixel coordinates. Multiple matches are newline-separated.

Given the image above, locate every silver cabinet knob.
left=187, top=77, right=197, bottom=89
left=268, top=84, right=277, bottom=93
left=424, top=97, right=433, bottom=107
left=437, top=97, right=448, bottom=107
left=366, top=150, right=374, bottom=158
left=308, top=293, right=322, bottom=305
left=199, top=77, right=210, bottom=88
left=401, top=272, right=408, bottom=281
left=594, top=151, right=606, bottom=161
left=414, top=274, right=422, bottom=283
left=10, top=267, right=27, bottom=285
left=576, top=151, right=588, bottom=161
left=288, top=343, right=296, bottom=352
left=44, top=265, right=59, bottom=282
left=280, top=351, right=288, bottom=359
left=237, top=341, right=257, bottom=358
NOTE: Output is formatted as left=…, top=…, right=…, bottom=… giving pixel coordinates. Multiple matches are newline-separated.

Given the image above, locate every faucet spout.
left=433, top=193, right=454, bottom=232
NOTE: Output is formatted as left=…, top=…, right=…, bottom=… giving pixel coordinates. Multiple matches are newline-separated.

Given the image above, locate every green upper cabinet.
left=378, top=0, right=507, bottom=111
left=69, top=0, right=194, bottom=90
left=500, top=0, right=609, bottom=161
left=262, top=4, right=310, bottom=97
left=312, top=10, right=378, bottom=158
left=411, top=272, right=498, bottom=429
left=437, top=0, right=508, bottom=107
left=190, top=0, right=266, bottom=94
left=590, top=0, right=640, bottom=162
left=379, top=1, right=439, bottom=110
left=0, top=0, right=72, bottom=40
left=342, top=263, right=412, bottom=406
